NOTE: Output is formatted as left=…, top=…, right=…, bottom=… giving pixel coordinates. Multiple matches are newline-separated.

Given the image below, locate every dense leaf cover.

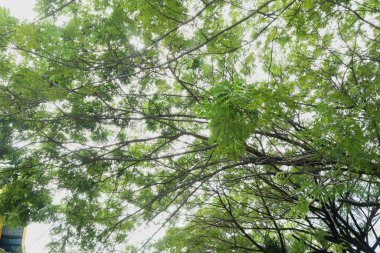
left=0, top=0, right=379, bottom=252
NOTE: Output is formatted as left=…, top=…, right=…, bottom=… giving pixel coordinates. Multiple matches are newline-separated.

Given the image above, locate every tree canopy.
left=0, top=0, right=379, bottom=252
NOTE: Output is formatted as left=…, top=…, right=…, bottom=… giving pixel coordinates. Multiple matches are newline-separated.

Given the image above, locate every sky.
left=0, top=0, right=37, bottom=21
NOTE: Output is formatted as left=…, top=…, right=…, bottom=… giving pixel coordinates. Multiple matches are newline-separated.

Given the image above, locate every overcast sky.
left=0, top=0, right=37, bottom=21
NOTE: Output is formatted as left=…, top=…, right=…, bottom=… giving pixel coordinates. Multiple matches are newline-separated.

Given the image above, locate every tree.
left=0, top=0, right=379, bottom=252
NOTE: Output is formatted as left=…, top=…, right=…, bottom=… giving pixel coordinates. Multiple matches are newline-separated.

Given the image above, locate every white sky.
left=0, top=0, right=37, bottom=21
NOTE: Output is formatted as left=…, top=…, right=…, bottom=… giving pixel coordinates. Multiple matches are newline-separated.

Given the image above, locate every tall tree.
left=0, top=0, right=379, bottom=252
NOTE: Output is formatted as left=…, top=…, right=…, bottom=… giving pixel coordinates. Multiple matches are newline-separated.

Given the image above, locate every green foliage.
left=0, top=0, right=379, bottom=252
left=263, top=235, right=283, bottom=253
left=198, top=80, right=258, bottom=159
